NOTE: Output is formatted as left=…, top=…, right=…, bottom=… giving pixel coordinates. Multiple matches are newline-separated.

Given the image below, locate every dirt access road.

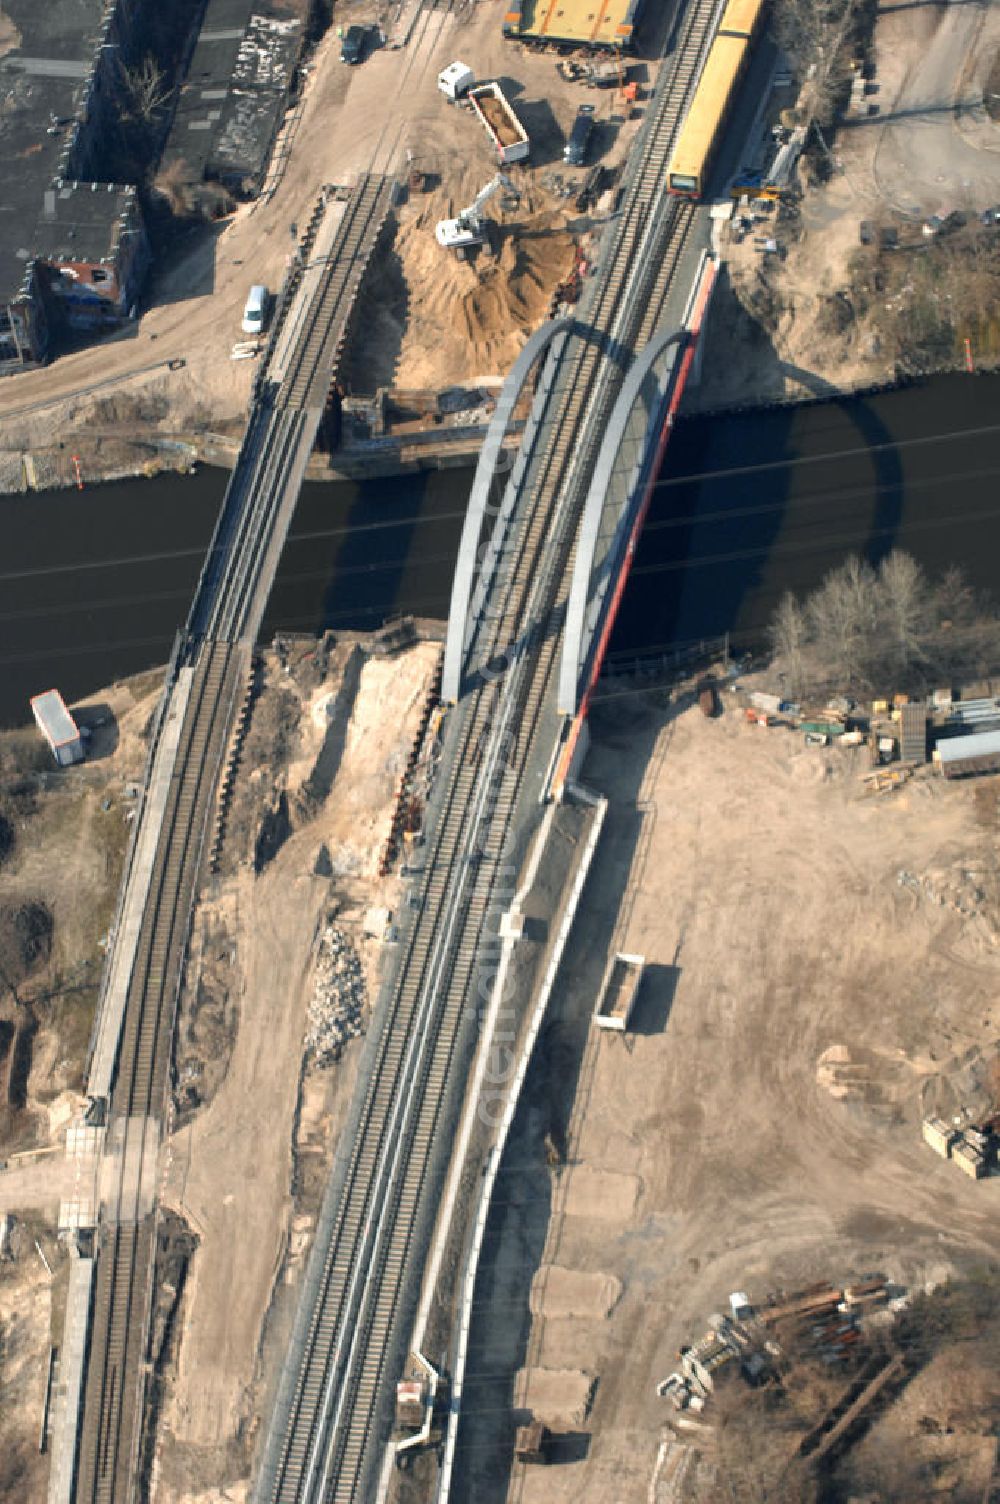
left=155, top=639, right=441, bottom=1502
left=499, top=682, right=999, bottom=1504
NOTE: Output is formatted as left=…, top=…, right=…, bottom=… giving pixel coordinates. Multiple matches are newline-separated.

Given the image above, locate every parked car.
left=340, top=24, right=368, bottom=64
left=241, top=284, right=269, bottom=335
left=564, top=104, right=596, bottom=166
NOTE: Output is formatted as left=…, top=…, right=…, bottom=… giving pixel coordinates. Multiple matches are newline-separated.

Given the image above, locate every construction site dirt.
left=2, top=640, right=1000, bottom=1501
left=0, top=633, right=441, bottom=1502
left=0, top=669, right=165, bottom=1499
left=453, top=675, right=1000, bottom=1504
left=154, top=633, right=442, bottom=1501
left=0, top=3, right=663, bottom=494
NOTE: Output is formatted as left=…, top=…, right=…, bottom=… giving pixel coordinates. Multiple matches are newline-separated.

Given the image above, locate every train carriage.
left=719, top=0, right=765, bottom=38
left=666, top=0, right=766, bottom=197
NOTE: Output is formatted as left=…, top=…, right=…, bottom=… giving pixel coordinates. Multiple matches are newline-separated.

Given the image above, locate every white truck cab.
left=438, top=60, right=475, bottom=101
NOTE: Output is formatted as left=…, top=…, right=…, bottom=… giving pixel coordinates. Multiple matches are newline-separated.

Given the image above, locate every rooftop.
left=160, top=0, right=301, bottom=192
left=937, top=728, right=1000, bottom=776
left=505, top=0, right=645, bottom=48
left=31, top=689, right=81, bottom=748
left=30, top=179, right=138, bottom=266
left=0, top=0, right=108, bottom=299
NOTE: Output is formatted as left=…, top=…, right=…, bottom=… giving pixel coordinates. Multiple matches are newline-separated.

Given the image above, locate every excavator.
left=435, top=171, right=521, bottom=254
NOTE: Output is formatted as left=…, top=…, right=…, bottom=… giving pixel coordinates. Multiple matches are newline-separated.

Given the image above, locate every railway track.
left=278, top=175, right=392, bottom=413
left=256, top=3, right=721, bottom=1501
left=189, top=173, right=393, bottom=647
left=71, top=171, right=394, bottom=1504
left=75, top=640, right=244, bottom=1504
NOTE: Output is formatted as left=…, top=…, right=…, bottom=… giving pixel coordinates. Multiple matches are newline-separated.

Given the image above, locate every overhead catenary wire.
left=5, top=408, right=1000, bottom=588
left=5, top=468, right=1000, bottom=669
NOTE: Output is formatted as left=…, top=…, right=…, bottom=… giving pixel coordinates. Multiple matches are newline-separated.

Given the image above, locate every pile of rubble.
left=305, top=924, right=367, bottom=1066
left=898, top=863, right=997, bottom=929
left=657, top=1277, right=892, bottom=1415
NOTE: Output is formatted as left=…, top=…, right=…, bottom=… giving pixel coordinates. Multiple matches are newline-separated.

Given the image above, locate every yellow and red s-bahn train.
left=667, top=0, right=767, bottom=197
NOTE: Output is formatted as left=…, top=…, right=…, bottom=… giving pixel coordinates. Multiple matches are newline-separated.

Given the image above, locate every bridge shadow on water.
left=604, top=358, right=985, bottom=668
left=261, top=467, right=469, bottom=642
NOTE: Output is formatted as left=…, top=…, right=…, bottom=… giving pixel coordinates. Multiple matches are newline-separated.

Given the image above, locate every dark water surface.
left=610, top=371, right=1000, bottom=665
left=0, top=466, right=469, bottom=727
left=2, top=371, right=999, bottom=726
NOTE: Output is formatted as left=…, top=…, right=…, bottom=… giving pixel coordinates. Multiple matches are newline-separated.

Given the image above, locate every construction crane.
left=435, top=172, right=520, bottom=253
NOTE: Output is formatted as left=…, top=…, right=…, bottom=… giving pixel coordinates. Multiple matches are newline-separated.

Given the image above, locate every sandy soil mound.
left=355, top=184, right=576, bottom=391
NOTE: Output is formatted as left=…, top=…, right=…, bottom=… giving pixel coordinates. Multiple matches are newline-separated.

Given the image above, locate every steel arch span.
left=557, top=324, right=688, bottom=716
left=441, top=316, right=575, bottom=704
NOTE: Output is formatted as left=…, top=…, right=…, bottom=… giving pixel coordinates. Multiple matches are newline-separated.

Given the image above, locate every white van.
left=242, top=284, right=269, bottom=335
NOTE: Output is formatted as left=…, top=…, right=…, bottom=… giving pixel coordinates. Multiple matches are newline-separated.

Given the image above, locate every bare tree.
left=806, top=554, right=878, bottom=689
left=770, top=591, right=808, bottom=696
left=771, top=0, right=859, bottom=125
left=118, top=55, right=170, bottom=127
left=708, top=1388, right=818, bottom=1504
left=152, top=158, right=195, bottom=219
left=768, top=551, right=1000, bottom=699
left=879, top=549, right=930, bottom=681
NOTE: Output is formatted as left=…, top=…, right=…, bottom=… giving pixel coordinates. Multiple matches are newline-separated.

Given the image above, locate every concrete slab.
left=513, top=1366, right=595, bottom=1428
left=529, top=1266, right=622, bottom=1320
left=99, top=1115, right=160, bottom=1223
left=47, top=1252, right=95, bottom=1504
left=560, top=1166, right=641, bottom=1222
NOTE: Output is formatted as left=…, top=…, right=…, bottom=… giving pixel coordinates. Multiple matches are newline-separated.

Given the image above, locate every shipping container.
left=594, top=952, right=645, bottom=1031
left=30, top=690, right=84, bottom=767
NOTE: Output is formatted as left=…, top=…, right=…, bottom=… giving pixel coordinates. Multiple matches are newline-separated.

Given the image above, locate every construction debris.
left=305, top=924, right=367, bottom=1066
left=656, top=1277, right=892, bottom=1415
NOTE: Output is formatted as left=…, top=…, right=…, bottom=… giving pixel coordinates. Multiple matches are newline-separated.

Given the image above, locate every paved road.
left=873, top=0, right=1000, bottom=215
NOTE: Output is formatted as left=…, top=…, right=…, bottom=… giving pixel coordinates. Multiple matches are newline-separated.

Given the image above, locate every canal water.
left=611, top=371, right=1000, bottom=667
left=2, top=371, right=999, bottom=727
left=0, top=467, right=468, bottom=727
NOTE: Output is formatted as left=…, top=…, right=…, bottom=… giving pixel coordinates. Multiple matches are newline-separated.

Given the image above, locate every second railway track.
left=256, top=1, right=721, bottom=1499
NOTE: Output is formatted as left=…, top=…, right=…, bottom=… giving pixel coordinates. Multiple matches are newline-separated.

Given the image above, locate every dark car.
left=340, top=25, right=367, bottom=64
left=564, top=104, right=596, bottom=166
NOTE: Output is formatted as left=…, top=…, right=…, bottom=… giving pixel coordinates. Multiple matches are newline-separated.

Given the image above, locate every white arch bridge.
left=443, top=251, right=717, bottom=775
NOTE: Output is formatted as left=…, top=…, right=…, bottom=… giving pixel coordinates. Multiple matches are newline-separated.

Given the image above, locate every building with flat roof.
left=937, top=728, right=1000, bottom=780
left=0, top=0, right=150, bottom=371
left=502, top=0, right=646, bottom=50
left=159, top=0, right=302, bottom=201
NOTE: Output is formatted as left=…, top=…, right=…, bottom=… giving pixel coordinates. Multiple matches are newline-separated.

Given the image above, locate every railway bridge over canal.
left=49, top=2, right=725, bottom=1499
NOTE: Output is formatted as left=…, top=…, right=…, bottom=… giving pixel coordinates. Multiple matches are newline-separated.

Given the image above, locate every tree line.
left=769, top=551, right=1000, bottom=700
